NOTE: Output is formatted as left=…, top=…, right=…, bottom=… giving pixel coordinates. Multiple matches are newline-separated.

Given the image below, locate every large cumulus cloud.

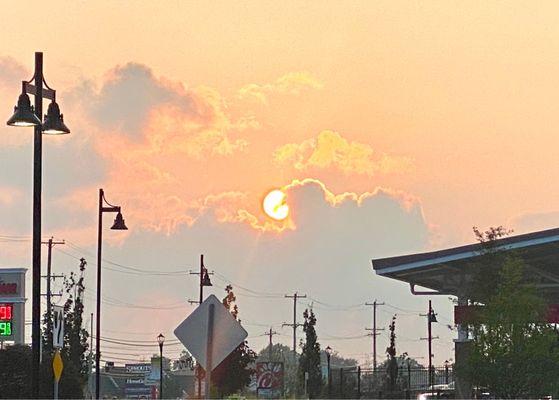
left=63, top=179, right=453, bottom=365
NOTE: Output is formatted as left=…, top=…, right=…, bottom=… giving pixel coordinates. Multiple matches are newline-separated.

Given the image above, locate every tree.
left=298, top=308, right=322, bottom=398
left=39, top=258, right=90, bottom=398
left=0, top=345, right=32, bottom=398
left=211, top=285, right=257, bottom=397
left=468, top=225, right=513, bottom=303
left=459, top=227, right=559, bottom=398
left=385, top=315, right=398, bottom=391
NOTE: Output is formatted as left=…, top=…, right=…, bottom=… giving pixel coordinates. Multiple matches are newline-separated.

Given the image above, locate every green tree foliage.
left=468, top=226, right=513, bottom=303
left=460, top=237, right=559, bottom=398
left=39, top=257, right=90, bottom=398
left=211, top=285, right=257, bottom=398
left=298, top=308, right=322, bottom=398
left=0, top=345, right=32, bottom=398
left=385, top=315, right=398, bottom=391
left=62, top=258, right=89, bottom=378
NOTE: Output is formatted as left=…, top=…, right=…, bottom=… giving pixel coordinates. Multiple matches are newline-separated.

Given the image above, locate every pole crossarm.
left=24, top=82, right=55, bottom=100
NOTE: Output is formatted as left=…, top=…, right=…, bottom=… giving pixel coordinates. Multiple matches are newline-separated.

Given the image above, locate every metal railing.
left=329, top=365, right=453, bottom=399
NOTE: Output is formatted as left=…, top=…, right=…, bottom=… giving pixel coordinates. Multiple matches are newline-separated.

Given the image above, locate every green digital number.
left=0, top=322, right=12, bottom=336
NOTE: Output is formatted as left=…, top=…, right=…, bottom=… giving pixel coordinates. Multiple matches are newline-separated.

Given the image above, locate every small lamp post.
left=325, top=345, right=332, bottom=397
left=158, top=333, right=165, bottom=399
left=95, top=189, right=127, bottom=399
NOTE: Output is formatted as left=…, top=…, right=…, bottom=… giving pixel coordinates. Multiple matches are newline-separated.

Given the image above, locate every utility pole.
left=188, top=254, right=213, bottom=399
left=365, top=300, right=385, bottom=373
left=188, top=254, right=213, bottom=305
left=283, top=292, right=306, bottom=356
left=265, top=327, right=278, bottom=361
left=420, top=300, right=439, bottom=393
left=41, top=237, right=64, bottom=346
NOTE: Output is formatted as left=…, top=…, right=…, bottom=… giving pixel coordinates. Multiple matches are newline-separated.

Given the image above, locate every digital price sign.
left=0, top=304, right=13, bottom=336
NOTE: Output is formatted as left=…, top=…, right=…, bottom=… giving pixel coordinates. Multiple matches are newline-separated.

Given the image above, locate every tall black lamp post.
left=325, top=345, right=332, bottom=397
left=158, top=333, right=165, bottom=399
left=6, top=51, right=70, bottom=398
left=95, top=189, right=127, bottom=398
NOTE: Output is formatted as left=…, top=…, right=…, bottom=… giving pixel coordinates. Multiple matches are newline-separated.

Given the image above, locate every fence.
left=328, top=365, right=453, bottom=399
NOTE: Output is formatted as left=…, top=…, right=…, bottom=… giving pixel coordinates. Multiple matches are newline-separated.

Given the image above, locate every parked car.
left=417, top=382, right=455, bottom=400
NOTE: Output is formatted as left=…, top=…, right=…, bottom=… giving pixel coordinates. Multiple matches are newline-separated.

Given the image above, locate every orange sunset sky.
left=2, top=1, right=559, bottom=366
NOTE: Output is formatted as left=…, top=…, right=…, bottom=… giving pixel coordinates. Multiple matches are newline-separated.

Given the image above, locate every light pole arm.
left=101, top=206, right=120, bottom=213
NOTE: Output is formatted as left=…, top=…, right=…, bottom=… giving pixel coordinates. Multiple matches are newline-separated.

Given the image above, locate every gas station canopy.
left=372, top=227, right=559, bottom=302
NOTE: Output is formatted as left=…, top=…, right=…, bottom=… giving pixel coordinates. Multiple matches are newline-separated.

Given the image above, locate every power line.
left=59, top=242, right=186, bottom=276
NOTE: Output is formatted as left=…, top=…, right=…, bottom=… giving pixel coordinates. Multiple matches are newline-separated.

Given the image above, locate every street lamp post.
left=6, top=51, right=70, bottom=398
left=158, top=333, right=165, bottom=399
left=325, top=346, right=332, bottom=398
left=95, top=189, right=127, bottom=399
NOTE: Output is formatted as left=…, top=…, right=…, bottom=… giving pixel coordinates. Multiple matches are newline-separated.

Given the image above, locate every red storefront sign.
left=455, top=304, right=559, bottom=324
left=0, top=283, right=17, bottom=295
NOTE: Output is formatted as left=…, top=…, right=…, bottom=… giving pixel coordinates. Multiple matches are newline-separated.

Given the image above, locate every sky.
left=2, top=1, right=559, bottom=367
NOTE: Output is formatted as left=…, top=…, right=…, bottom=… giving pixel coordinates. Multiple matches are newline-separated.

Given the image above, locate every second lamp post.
left=95, top=188, right=127, bottom=399
left=325, top=346, right=332, bottom=397
left=158, top=333, right=165, bottom=399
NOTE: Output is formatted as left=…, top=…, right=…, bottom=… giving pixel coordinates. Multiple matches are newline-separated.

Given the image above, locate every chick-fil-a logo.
left=256, top=362, right=284, bottom=389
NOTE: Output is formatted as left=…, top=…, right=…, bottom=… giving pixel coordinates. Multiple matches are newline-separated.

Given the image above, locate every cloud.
left=274, top=130, right=412, bottom=176
left=509, top=210, right=559, bottom=234
left=85, top=63, right=195, bottom=136
left=71, top=63, right=248, bottom=158
left=0, top=57, right=28, bottom=91
left=71, top=176, right=444, bottom=366
left=238, top=71, right=323, bottom=104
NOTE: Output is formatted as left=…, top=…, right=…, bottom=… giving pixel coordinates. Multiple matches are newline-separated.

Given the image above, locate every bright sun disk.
left=263, top=189, right=289, bottom=221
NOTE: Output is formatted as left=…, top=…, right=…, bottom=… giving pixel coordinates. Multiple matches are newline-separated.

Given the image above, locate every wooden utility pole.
left=41, top=238, right=64, bottom=345
left=188, top=254, right=214, bottom=398
left=265, top=327, right=278, bottom=361
left=365, top=300, right=385, bottom=372
left=283, top=292, right=307, bottom=355
left=421, top=300, right=439, bottom=394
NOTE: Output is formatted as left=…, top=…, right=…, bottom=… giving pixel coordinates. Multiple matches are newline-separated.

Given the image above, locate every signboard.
left=53, top=306, right=64, bottom=348
left=53, top=350, right=63, bottom=382
left=0, top=268, right=26, bottom=344
left=456, top=304, right=559, bottom=324
left=124, top=363, right=152, bottom=399
left=53, top=350, right=64, bottom=399
left=0, top=304, right=13, bottom=336
left=125, top=363, right=151, bottom=373
left=256, top=362, right=284, bottom=390
left=173, top=294, right=248, bottom=371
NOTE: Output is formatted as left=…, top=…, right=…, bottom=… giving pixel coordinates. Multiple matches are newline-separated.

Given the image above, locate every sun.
left=263, top=189, right=289, bottom=221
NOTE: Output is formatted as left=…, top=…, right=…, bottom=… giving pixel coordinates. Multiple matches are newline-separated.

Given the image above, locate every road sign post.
left=204, top=304, right=214, bottom=399
left=174, top=295, right=247, bottom=400
left=52, top=305, right=64, bottom=349
left=53, top=349, right=63, bottom=400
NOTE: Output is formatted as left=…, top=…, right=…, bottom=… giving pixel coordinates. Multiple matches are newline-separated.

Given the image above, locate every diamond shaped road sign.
left=174, top=294, right=248, bottom=371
